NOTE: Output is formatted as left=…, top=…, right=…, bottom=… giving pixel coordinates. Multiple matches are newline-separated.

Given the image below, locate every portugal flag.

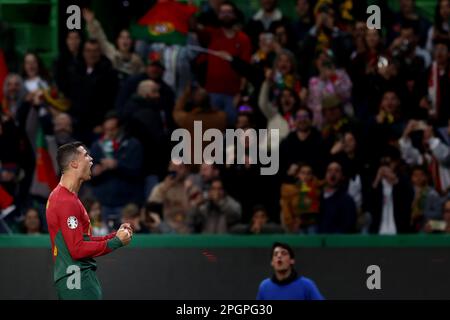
left=36, top=126, right=58, bottom=190
left=131, top=0, right=198, bottom=45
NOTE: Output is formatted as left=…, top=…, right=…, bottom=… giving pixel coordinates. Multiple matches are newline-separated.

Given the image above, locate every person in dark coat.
left=65, top=39, right=118, bottom=146
left=89, top=112, right=144, bottom=227
left=368, top=147, right=414, bottom=234
left=53, top=30, right=84, bottom=98
left=244, top=0, right=291, bottom=52
left=318, top=161, right=357, bottom=234
left=122, top=80, right=172, bottom=197
left=279, top=107, right=327, bottom=179
left=115, top=59, right=175, bottom=131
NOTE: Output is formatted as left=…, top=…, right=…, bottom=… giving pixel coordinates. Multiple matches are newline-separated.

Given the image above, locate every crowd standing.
left=1, top=0, right=450, bottom=236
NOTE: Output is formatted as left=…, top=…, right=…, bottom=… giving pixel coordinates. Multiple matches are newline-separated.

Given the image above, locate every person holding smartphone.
left=148, top=161, right=198, bottom=234
left=425, top=199, right=450, bottom=233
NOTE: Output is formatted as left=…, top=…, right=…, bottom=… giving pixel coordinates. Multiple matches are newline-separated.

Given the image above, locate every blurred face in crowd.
left=116, top=29, right=132, bottom=53
left=316, top=52, right=335, bottom=73
left=353, top=21, right=366, bottom=39
left=400, top=0, right=415, bottom=15
left=296, top=0, right=309, bottom=17
left=200, top=164, right=219, bottom=182
left=380, top=156, right=398, bottom=172
left=298, top=165, right=313, bottom=184
left=261, top=0, right=277, bottom=13
left=411, top=169, right=428, bottom=188
left=209, top=180, right=225, bottom=201
left=275, top=53, right=293, bottom=76
left=275, top=25, right=288, bottom=47
left=380, top=91, right=400, bottom=114
left=24, top=209, right=41, bottom=234
left=252, top=210, right=268, bottom=227
left=209, top=0, right=225, bottom=12
left=5, top=75, right=22, bottom=98
left=146, top=64, right=164, bottom=80
left=54, top=113, right=73, bottom=134
left=236, top=114, right=251, bottom=130
left=295, top=109, right=312, bottom=132
left=121, top=206, right=141, bottom=230
left=66, top=31, right=81, bottom=55
left=138, top=80, right=160, bottom=100
left=279, top=89, right=296, bottom=114
left=365, top=29, right=381, bottom=51
left=443, top=201, right=450, bottom=225
left=434, top=43, right=449, bottom=65
left=88, top=201, right=102, bottom=221
left=147, top=81, right=161, bottom=100
left=325, top=162, right=343, bottom=188
left=193, top=87, right=209, bottom=107
left=168, top=161, right=189, bottom=181
left=343, top=132, right=357, bottom=155
left=103, top=117, right=120, bottom=140
left=24, top=53, right=39, bottom=78
left=440, top=0, right=450, bottom=20
left=317, top=6, right=335, bottom=29
left=83, top=41, right=101, bottom=67
left=323, top=105, right=342, bottom=126
left=271, top=246, right=294, bottom=273
left=258, top=33, right=275, bottom=53
left=218, top=4, right=236, bottom=28
left=399, top=27, right=417, bottom=47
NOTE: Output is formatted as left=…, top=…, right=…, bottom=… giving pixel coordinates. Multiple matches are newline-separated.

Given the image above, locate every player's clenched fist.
left=116, top=227, right=132, bottom=246
left=119, top=223, right=133, bottom=234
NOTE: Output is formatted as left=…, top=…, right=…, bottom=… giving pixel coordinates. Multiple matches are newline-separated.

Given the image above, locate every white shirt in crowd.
left=379, top=179, right=397, bottom=235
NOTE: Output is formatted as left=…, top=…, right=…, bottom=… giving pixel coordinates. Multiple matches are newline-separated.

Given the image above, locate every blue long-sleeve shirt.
left=256, top=276, right=324, bottom=300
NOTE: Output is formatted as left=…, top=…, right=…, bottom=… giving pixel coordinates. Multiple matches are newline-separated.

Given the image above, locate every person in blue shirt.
left=256, top=242, right=324, bottom=300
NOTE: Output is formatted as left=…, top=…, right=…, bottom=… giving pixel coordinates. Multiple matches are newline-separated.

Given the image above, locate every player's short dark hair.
left=57, top=141, right=86, bottom=174
left=271, top=242, right=295, bottom=259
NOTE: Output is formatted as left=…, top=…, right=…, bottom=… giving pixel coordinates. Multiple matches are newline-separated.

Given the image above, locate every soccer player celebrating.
left=46, top=142, right=132, bottom=300
left=256, top=242, right=324, bottom=300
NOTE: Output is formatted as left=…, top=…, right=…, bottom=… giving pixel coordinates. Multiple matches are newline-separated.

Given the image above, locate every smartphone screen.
left=429, top=220, right=446, bottom=231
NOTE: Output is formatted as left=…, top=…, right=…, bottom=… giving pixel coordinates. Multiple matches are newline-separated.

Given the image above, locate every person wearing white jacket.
left=258, top=69, right=303, bottom=146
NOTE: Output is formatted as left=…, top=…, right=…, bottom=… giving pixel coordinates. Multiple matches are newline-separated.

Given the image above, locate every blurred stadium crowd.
left=1, top=0, right=450, bottom=236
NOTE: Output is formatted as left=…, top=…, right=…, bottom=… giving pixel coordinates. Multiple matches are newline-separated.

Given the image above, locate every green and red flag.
left=36, top=126, right=58, bottom=190
left=131, top=0, right=198, bottom=45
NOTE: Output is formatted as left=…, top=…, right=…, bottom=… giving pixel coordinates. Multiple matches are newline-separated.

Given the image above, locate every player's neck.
left=59, top=174, right=82, bottom=194
left=275, top=268, right=292, bottom=282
